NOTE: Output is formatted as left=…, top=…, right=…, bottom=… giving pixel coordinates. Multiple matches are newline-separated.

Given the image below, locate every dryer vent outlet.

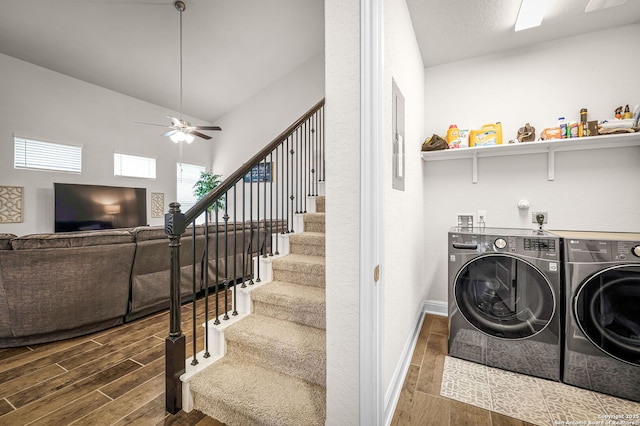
left=532, top=212, right=548, bottom=224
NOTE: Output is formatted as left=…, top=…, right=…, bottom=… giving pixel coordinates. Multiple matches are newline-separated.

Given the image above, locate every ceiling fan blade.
left=163, top=129, right=178, bottom=137
left=133, top=121, right=170, bottom=128
left=190, top=130, right=212, bottom=140
left=194, top=126, right=222, bottom=131
left=167, top=116, right=182, bottom=127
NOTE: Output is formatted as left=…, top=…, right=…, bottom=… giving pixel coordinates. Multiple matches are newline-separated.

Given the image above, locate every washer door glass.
left=574, top=264, right=640, bottom=366
left=454, top=254, right=555, bottom=339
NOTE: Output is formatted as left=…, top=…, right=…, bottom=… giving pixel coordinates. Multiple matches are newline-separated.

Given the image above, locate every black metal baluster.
left=256, top=160, right=261, bottom=282
left=223, top=192, right=229, bottom=321
left=214, top=205, right=220, bottom=325
left=274, top=145, right=280, bottom=255
left=262, top=157, right=268, bottom=258
left=190, top=220, right=198, bottom=366
left=303, top=119, right=307, bottom=213
left=241, top=179, right=247, bottom=288
left=321, top=105, right=325, bottom=183
left=269, top=151, right=274, bottom=256
left=314, top=111, right=318, bottom=195
left=232, top=184, right=238, bottom=315
left=249, top=167, right=255, bottom=285
left=204, top=209, right=211, bottom=354
left=292, top=128, right=297, bottom=215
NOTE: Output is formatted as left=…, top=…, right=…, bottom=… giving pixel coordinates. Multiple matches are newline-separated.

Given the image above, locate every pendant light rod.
left=175, top=1, right=185, bottom=120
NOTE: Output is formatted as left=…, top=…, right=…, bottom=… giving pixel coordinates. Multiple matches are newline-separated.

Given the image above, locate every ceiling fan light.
left=170, top=132, right=183, bottom=143
left=185, top=133, right=195, bottom=144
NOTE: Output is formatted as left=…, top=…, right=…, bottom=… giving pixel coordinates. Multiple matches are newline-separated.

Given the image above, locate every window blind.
left=114, top=153, right=156, bottom=179
left=14, top=137, right=82, bottom=173
left=177, top=162, right=205, bottom=211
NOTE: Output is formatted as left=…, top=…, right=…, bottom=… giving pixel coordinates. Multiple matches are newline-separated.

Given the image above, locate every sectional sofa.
left=0, top=220, right=284, bottom=348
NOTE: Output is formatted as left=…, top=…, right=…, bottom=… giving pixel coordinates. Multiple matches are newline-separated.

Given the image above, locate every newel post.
left=165, top=202, right=187, bottom=414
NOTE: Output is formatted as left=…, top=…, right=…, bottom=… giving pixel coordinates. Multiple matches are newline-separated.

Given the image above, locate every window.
left=14, top=136, right=82, bottom=173
left=177, top=162, right=205, bottom=211
left=114, top=153, right=156, bottom=179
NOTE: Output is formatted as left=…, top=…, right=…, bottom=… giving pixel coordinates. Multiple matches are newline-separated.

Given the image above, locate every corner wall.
left=382, top=0, right=426, bottom=409
left=325, top=0, right=361, bottom=423
left=423, top=23, right=640, bottom=303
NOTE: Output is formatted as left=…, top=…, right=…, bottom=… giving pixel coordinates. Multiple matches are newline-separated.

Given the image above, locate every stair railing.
left=164, top=99, right=325, bottom=413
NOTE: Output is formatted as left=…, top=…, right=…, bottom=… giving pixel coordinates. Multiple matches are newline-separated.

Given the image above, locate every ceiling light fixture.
left=515, top=0, right=549, bottom=32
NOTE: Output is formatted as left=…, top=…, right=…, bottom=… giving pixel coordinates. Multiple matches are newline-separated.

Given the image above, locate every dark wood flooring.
left=391, top=314, right=536, bottom=426
left=1, top=305, right=532, bottom=425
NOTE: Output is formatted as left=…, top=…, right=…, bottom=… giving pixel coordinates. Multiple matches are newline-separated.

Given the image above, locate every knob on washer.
left=632, top=245, right=640, bottom=258
left=494, top=238, right=507, bottom=249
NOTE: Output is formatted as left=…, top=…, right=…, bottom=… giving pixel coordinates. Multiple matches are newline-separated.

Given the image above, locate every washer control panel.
left=524, top=238, right=556, bottom=252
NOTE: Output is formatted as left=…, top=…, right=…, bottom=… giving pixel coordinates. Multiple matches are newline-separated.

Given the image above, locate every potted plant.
left=193, top=171, right=224, bottom=212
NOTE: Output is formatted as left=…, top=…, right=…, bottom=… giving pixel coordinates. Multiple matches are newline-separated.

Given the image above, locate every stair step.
left=316, top=196, right=325, bottom=213
left=224, top=314, right=325, bottom=385
left=289, top=232, right=325, bottom=256
left=303, top=212, right=325, bottom=233
left=190, top=357, right=325, bottom=426
left=252, top=281, right=325, bottom=329
left=272, top=254, right=325, bottom=288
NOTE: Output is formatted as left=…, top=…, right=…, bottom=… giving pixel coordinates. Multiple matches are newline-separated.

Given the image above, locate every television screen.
left=54, top=183, right=147, bottom=232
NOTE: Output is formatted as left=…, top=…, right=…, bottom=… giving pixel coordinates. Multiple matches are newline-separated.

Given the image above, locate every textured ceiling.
left=406, top=0, right=640, bottom=67
left=0, top=0, right=638, bottom=123
left=0, top=0, right=324, bottom=123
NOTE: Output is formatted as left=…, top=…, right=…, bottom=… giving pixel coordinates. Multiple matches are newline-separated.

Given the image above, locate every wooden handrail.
left=182, top=99, right=325, bottom=227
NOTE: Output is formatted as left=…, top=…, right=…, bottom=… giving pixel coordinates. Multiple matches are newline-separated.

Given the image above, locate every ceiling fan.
left=135, top=1, right=221, bottom=143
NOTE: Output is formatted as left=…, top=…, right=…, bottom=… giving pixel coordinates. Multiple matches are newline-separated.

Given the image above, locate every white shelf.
left=421, top=132, right=640, bottom=183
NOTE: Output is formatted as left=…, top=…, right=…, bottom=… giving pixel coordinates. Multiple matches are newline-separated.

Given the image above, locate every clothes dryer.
left=554, top=231, right=640, bottom=402
left=448, top=227, right=562, bottom=381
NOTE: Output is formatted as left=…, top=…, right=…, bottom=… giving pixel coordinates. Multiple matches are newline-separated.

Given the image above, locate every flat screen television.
left=54, top=183, right=147, bottom=232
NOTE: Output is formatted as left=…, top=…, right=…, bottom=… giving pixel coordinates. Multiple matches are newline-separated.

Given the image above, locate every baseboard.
left=383, top=300, right=447, bottom=425
left=424, top=299, right=447, bottom=316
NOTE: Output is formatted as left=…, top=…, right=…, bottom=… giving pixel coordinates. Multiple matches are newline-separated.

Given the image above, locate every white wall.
left=325, top=0, right=361, bottom=423
left=381, top=0, right=427, bottom=412
left=210, top=52, right=325, bottom=179
left=423, top=23, right=640, bottom=303
left=0, top=53, right=212, bottom=236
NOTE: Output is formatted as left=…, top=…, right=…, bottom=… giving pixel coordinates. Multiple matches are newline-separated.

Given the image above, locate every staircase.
left=186, top=195, right=326, bottom=425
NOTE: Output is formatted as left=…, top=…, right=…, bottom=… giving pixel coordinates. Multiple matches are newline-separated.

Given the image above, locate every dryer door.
left=454, top=254, right=555, bottom=339
left=574, top=264, right=640, bottom=366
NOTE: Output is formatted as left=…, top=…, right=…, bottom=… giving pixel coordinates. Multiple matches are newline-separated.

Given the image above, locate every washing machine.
left=448, top=227, right=562, bottom=381
left=554, top=230, right=640, bottom=402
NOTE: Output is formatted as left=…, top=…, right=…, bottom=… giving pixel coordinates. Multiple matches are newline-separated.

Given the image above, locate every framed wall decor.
left=151, top=192, right=165, bottom=218
left=0, top=186, right=24, bottom=223
left=243, top=162, right=273, bottom=183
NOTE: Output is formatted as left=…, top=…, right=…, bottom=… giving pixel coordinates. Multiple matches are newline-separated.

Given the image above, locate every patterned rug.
left=440, top=356, right=640, bottom=426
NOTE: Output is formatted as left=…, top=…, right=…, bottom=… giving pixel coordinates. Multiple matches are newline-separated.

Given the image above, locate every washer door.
left=574, top=264, right=640, bottom=366
left=454, top=254, right=555, bottom=339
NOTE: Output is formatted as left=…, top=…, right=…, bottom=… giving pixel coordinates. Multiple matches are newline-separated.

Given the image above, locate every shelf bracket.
left=472, top=151, right=478, bottom=184
left=547, top=149, right=555, bottom=181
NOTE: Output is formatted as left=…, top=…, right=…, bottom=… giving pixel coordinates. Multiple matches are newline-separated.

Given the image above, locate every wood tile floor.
left=391, top=314, right=537, bottom=426
left=1, top=306, right=531, bottom=425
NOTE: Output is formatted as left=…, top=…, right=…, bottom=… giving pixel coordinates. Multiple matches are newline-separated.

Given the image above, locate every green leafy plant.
left=193, top=171, right=224, bottom=212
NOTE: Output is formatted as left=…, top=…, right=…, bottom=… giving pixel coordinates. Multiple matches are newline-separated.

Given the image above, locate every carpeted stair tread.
left=303, top=212, right=325, bottom=233
left=252, top=281, right=326, bottom=329
left=315, top=196, right=325, bottom=213
left=289, top=232, right=325, bottom=256
left=272, top=254, right=325, bottom=288
left=190, top=357, right=326, bottom=426
left=224, top=314, right=325, bottom=385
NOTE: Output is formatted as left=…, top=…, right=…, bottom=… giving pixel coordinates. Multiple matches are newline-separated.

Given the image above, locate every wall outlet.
left=477, top=210, right=487, bottom=225
left=532, top=211, right=548, bottom=224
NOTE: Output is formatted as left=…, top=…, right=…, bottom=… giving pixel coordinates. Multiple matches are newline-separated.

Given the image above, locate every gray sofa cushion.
left=11, top=230, right=133, bottom=250
left=0, top=234, right=15, bottom=250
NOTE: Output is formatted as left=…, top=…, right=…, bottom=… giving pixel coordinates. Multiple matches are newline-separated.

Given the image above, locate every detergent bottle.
left=446, top=125, right=461, bottom=148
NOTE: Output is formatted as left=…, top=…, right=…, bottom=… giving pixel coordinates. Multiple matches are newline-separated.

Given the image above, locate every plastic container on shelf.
left=469, top=123, right=502, bottom=147
left=558, top=117, right=568, bottom=139
left=447, top=124, right=461, bottom=148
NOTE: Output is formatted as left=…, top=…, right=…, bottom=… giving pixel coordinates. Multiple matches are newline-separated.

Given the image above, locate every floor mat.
left=440, top=356, right=640, bottom=426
